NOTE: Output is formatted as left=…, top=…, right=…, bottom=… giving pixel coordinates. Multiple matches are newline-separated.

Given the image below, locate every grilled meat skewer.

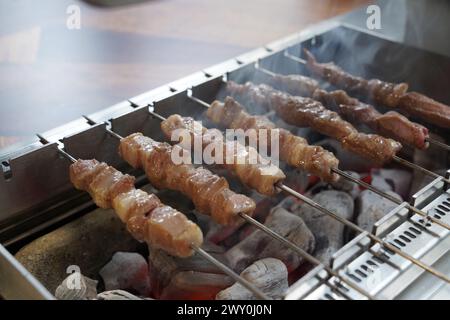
left=226, top=81, right=402, bottom=165
left=399, top=92, right=450, bottom=129
left=304, top=49, right=450, bottom=129
left=265, top=71, right=429, bottom=149
left=160, top=114, right=286, bottom=196
left=206, top=96, right=340, bottom=182
left=69, top=159, right=203, bottom=257
left=303, top=49, right=408, bottom=108
left=312, top=89, right=429, bottom=149
left=119, top=133, right=256, bottom=225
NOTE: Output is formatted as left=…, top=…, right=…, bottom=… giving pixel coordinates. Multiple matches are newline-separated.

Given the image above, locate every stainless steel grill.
left=0, top=20, right=449, bottom=300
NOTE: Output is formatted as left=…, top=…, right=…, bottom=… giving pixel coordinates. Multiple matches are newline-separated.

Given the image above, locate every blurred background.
left=1, top=0, right=448, bottom=150
left=0, top=0, right=371, bottom=149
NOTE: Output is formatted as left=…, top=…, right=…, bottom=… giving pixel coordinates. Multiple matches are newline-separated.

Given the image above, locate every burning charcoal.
left=99, top=252, right=151, bottom=297
left=371, top=175, right=393, bottom=192
left=15, top=208, right=143, bottom=293
left=160, top=271, right=233, bottom=300
left=293, top=190, right=354, bottom=264
left=371, top=168, right=412, bottom=197
left=205, top=219, right=243, bottom=245
left=148, top=243, right=228, bottom=298
left=97, top=290, right=146, bottom=300
left=225, top=207, right=315, bottom=273
left=283, top=166, right=310, bottom=195
left=216, top=258, right=288, bottom=300
left=356, top=190, right=402, bottom=233
left=55, top=273, right=97, bottom=300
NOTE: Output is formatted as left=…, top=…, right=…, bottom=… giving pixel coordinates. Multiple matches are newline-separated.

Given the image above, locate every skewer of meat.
left=303, top=49, right=450, bottom=129
left=70, top=159, right=269, bottom=299
left=160, top=114, right=286, bottom=195
left=69, top=159, right=203, bottom=257
left=204, top=96, right=340, bottom=182
left=145, top=106, right=450, bottom=285
left=225, top=81, right=403, bottom=165
left=225, top=80, right=450, bottom=182
left=258, top=66, right=429, bottom=149
left=119, top=133, right=256, bottom=225
left=142, top=107, right=450, bottom=284
left=72, top=115, right=450, bottom=287
left=72, top=118, right=377, bottom=298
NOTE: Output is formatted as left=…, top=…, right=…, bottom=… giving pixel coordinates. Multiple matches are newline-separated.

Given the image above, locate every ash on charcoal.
left=148, top=243, right=229, bottom=299
left=356, top=190, right=402, bottom=233
left=292, top=190, right=354, bottom=264
left=97, top=290, right=148, bottom=300
left=371, top=175, right=393, bottom=192
left=216, top=258, right=288, bottom=300
left=55, top=273, right=97, bottom=300
left=225, top=207, right=315, bottom=273
left=371, top=168, right=411, bottom=197
left=14, top=207, right=143, bottom=293
left=99, top=252, right=151, bottom=296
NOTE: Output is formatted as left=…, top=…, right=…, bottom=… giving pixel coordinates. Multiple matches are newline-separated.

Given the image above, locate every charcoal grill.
left=0, top=20, right=449, bottom=300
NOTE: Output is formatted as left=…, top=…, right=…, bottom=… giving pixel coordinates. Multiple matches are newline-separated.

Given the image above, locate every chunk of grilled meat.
left=304, top=49, right=408, bottom=108
left=69, top=159, right=203, bottom=257
left=160, top=114, right=286, bottom=195
left=226, top=81, right=402, bottom=165
left=269, top=73, right=319, bottom=97
left=312, top=89, right=429, bottom=149
left=207, top=97, right=339, bottom=182
left=304, top=50, right=450, bottom=129
left=119, top=133, right=256, bottom=225
left=398, top=92, right=450, bottom=129
left=266, top=71, right=429, bottom=149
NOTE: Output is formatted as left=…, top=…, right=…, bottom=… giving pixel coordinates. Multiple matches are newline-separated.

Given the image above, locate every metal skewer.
left=240, top=62, right=450, bottom=185
left=255, top=64, right=278, bottom=78
left=188, top=95, right=450, bottom=231
left=255, top=62, right=450, bottom=185
left=392, top=155, right=450, bottom=184
left=36, top=133, right=270, bottom=301
left=331, top=167, right=450, bottom=230
left=191, top=246, right=270, bottom=300
left=426, top=137, right=450, bottom=151
left=238, top=213, right=374, bottom=300
left=282, top=51, right=450, bottom=153
left=283, top=51, right=307, bottom=64
left=81, top=115, right=373, bottom=300
left=276, top=183, right=450, bottom=284
left=255, top=62, right=450, bottom=184
left=186, top=95, right=450, bottom=284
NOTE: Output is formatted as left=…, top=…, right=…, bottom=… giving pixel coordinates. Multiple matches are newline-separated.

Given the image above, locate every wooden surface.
left=0, top=0, right=370, bottom=149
